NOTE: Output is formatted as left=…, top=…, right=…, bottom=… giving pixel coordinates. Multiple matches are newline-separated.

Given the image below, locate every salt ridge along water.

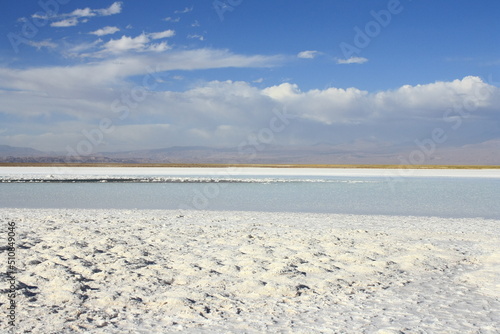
left=1, top=209, right=498, bottom=333
left=1, top=166, right=500, bottom=179
left=0, top=176, right=377, bottom=184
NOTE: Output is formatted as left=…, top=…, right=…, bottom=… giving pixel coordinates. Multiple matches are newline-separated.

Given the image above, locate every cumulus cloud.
left=51, top=18, right=79, bottom=27
left=103, top=34, right=150, bottom=53
left=266, top=76, right=497, bottom=125
left=99, top=33, right=174, bottom=54
left=70, top=7, right=96, bottom=18
left=90, top=26, right=120, bottom=36
left=149, top=30, right=175, bottom=39
left=297, top=50, right=319, bottom=59
left=146, top=42, right=170, bottom=52
left=96, top=2, right=123, bottom=16
left=336, top=56, right=368, bottom=64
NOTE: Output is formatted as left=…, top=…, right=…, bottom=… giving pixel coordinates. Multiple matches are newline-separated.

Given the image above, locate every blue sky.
left=1, top=0, right=499, bottom=157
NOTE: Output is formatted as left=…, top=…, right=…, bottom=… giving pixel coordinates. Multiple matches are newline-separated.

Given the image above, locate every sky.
left=0, top=0, right=499, bottom=158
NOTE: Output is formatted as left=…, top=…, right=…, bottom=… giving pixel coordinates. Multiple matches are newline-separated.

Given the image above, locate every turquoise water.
left=1, top=176, right=499, bottom=219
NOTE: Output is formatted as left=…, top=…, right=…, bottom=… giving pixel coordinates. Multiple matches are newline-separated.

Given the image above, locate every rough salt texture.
left=1, top=209, right=499, bottom=333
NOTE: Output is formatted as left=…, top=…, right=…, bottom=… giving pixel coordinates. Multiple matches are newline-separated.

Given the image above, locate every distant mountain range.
left=1, top=141, right=499, bottom=165
left=0, top=145, right=46, bottom=157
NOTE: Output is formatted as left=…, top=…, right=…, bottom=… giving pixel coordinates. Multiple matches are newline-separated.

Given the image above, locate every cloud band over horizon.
left=0, top=55, right=498, bottom=154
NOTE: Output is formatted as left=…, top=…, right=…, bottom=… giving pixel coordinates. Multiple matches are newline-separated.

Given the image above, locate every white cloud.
left=96, top=2, right=123, bottom=16
left=188, top=34, right=204, bottom=41
left=164, top=17, right=180, bottom=22
left=149, top=30, right=175, bottom=40
left=336, top=56, right=368, bottom=64
left=73, top=31, right=175, bottom=56
left=0, top=49, right=284, bottom=150
left=90, top=26, right=120, bottom=36
left=0, top=49, right=282, bottom=97
left=27, top=39, right=58, bottom=50
left=262, top=82, right=302, bottom=100
left=98, top=33, right=174, bottom=54
left=66, top=39, right=103, bottom=57
left=265, top=76, right=497, bottom=127
left=146, top=42, right=171, bottom=52
left=175, top=7, right=193, bottom=14
left=45, top=1, right=122, bottom=28
left=297, top=50, right=319, bottom=59
left=103, top=34, right=150, bottom=53
left=51, top=18, right=79, bottom=27
left=70, top=7, right=96, bottom=18
left=31, top=13, right=48, bottom=20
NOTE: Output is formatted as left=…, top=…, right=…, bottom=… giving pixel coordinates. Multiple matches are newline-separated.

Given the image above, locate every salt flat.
left=1, top=209, right=499, bottom=333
